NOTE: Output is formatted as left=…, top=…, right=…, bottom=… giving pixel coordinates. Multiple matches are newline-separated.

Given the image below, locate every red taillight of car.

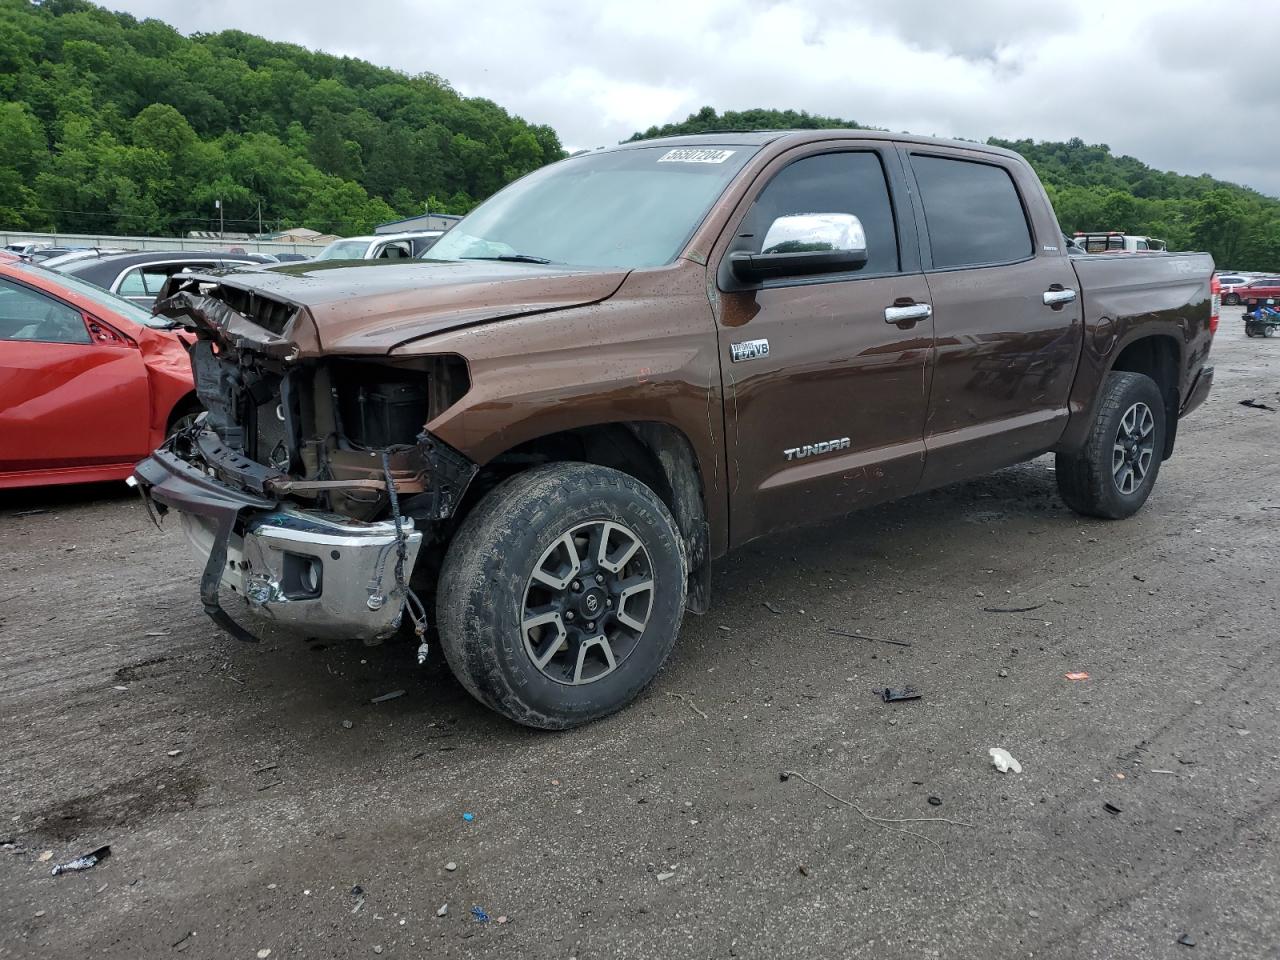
left=1209, top=275, right=1220, bottom=336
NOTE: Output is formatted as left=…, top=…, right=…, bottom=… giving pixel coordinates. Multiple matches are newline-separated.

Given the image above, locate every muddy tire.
left=1056, top=371, right=1166, bottom=520
left=436, top=462, right=687, bottom=729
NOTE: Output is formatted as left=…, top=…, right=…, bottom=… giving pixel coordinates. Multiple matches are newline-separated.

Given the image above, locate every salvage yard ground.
left=2, top=315, right=1278, bottom=959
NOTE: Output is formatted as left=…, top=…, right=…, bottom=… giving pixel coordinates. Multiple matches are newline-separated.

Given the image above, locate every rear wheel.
left=1056, top=371, right=1166, bottom=519
left=437, top=462, right=687, bottom=729
left=1224, top=293, right=1239, bottom=305
left=1266, top=325, right=1277, bottom=338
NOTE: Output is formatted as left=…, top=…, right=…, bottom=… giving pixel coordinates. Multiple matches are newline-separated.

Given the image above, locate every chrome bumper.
left=180, top=506, right=422, bottom=640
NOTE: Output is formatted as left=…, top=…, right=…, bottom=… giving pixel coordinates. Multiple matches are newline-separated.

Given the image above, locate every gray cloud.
left=110, top=0, right=1279, bottom=196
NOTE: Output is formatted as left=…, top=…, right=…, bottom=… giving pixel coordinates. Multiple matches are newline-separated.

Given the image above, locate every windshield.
left=20, top=263, right=171, bottom=329
left=316, top=240, right=371, bottom=261
left=428, top=145, right=756, bottom=269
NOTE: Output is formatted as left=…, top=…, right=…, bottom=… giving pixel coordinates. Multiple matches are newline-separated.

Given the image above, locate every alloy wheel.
left=521, top=520, right=654, bottom=685
left=1112, top=401, right=1155, bottom=495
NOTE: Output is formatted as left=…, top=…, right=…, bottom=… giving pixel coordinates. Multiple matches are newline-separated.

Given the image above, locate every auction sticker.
left=657, top=148, right=736, bottom=164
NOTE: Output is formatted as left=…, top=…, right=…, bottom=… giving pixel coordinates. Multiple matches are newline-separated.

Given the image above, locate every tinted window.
left=0, top=278, right=90, bottom=343
left=911, top=155, right=1033, bottom=268
left=745, top=152, right=899, bottom=275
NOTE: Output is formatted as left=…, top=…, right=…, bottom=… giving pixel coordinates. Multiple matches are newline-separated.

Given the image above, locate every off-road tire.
left=437, top=462, right=687, bottom=729
left=1055, top=371, right=1166, bottom=519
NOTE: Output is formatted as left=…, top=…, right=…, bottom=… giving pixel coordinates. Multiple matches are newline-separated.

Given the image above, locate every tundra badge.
left=784, top=438, right=851, bottom=461
left=730, top=338, right=770, bottom=363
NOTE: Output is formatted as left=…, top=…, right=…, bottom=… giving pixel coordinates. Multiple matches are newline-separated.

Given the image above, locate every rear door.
left=0, top=276, right=150, bottom=473
left=712, top=143, right=933, bottom=545
left=903, top=148, right=1083, bottom=488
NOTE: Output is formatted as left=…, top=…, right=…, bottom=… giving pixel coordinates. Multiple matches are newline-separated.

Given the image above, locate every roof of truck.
left=617, top=129, right=1023, bottom=161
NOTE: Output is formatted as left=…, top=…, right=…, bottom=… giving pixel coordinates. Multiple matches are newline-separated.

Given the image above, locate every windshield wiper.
left=462, top=254, right=554, bottom=264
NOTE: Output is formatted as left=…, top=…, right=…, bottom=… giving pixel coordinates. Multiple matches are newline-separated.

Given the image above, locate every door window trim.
left=901, top=148, right=1038, bottom=274
left=714, top=141, right=921, bottom=293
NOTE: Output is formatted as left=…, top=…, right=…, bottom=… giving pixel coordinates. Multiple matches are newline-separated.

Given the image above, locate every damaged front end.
left=132, top=281, right=476, bottom=643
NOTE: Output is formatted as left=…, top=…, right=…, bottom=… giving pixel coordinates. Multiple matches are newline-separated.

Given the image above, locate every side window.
left=746, top=152, right=899, bottom=276
left=117, top=268, right=147, bottom=297
left=911, top=155, right=1033, bottom=269
left=0, top=278, right=90, bottom=344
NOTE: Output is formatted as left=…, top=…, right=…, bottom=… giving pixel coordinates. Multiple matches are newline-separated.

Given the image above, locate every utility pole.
left=216, top=198, right=223, bottom=239
left=257, top=199, right=263, bottom=237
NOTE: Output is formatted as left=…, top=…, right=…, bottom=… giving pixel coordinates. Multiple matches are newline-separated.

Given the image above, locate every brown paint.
left=185, top=130, right=1215, bottom=561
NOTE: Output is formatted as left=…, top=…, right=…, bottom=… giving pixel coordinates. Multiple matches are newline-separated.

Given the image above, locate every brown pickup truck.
left=134, top=130, right=1217, bottom=728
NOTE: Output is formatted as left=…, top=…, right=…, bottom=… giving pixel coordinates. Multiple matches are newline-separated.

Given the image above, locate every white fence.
left=2, top=230, right=328, bottom=256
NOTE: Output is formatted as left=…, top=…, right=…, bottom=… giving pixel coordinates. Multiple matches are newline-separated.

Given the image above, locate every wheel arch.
left=454, top=420, right=712, bottom=613
left=1108, top=333, right=1182, bottom=459
left=164, top=390, right=202, bottom=432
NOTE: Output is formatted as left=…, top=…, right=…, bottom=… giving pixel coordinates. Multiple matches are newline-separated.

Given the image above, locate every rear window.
left=911, top=155, right=1033, bottom=269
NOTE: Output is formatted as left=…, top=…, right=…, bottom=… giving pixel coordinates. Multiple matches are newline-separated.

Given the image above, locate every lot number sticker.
left=657, top=148, right=736, bottom=164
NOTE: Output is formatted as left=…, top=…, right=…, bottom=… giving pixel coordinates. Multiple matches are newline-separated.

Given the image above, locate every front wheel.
left=437, top=462, right=687, bottom=729
left=1055, top=371, right=1166, bottom=519
left=1266, top=325, right=1277, bottom=338
left=1224, top=293, right=1240, bottom=305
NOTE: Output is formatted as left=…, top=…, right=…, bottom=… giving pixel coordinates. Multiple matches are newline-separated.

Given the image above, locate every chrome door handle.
left=884, top=303, right=932, bottom=324
left=1043, top=288, right=1077, bottom=306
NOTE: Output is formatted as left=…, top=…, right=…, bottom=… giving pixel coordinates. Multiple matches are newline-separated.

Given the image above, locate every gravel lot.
left=2, top=310, right=1278, bottom=960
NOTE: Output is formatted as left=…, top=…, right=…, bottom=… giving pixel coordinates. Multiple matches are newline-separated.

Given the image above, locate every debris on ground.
left=928, top=796, right=943, bottom=806
left=665, top=691, right=709, bottom=719
left=1177, top=933, right=1196, bottom=947
left=989, top=748, right=1022, bottom=774
left=781, top=769, right=974, bottom=860
left=51, top=845, right=111, bottom=876
left=762, top=601, right=783, bottom=615
left=257, top=950, right=271, bottom=959
left=998, top=669, right=1009, bottom=678
left=471, top=906, right=490, bottom=922
left=167, top=749, right=182, bottom=757
left=496, top=915, right=508, bottom=924
left=1239, top=399, right=1276, bottom=411
left=462, top=812, right=474, bottom=822
left=982, top=603, right=1045, bottom=613
left=656, top=871, right=676, bottom=881
left=436, top=904, right=448, bottom=917
left=1065, top=671, right=1091, bottom=681
left=370, top=689, right=405, bottom=704
left=341, top=720, right=353, bottom=730
left=445, top=861, right=457, bottom=872
left=37, top=850, right=52, bottom=862
left=879, top=686, right=921, bottom=703
left=827, top=627, right=911, bottom=647
left=797, top=864, right=810, bottom=876
left=1104, top=802, right=1122, bottom=815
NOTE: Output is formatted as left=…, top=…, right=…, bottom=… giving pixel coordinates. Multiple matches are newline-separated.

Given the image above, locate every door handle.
left=884, top=303, right=932, bottom=324
left=1043, top=287, right=1077, bottom=306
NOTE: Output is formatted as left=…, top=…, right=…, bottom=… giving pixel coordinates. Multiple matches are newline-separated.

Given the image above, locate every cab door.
left=902, top=148, right=1084, bottom=488
left=711, top=144, right=934, bottom=546
left=0, top=276, right=149, bottom=473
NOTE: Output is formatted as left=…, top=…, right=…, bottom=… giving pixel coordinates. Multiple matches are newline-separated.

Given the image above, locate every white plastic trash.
left=989, top=747, right=1023, bottom=774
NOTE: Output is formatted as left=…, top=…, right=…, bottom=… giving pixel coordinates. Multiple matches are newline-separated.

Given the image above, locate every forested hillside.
left=0, top=0, right=562, bottom=236
left=634, top=108, right=1280, bottom=270
left=2, top=2, right=1276, bottom=269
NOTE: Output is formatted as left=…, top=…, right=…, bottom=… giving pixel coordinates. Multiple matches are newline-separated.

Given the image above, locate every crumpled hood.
left=204, top=258, right=630, bottom=354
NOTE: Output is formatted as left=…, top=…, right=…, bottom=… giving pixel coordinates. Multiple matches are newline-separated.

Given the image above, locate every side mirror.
left=729, top=213, right=868, bottom=284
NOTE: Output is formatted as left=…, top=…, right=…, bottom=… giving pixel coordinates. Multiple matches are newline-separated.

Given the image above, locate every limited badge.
left=657, top=148, right=736, bottom=164
left=730, top=338, right=769, bottom=363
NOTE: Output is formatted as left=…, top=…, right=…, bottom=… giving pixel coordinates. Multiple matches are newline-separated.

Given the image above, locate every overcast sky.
left=111, top=0, right=1279, bottom=197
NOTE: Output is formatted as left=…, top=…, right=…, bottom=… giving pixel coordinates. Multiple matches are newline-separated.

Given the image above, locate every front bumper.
left=134, top=449, right=422, bottom=641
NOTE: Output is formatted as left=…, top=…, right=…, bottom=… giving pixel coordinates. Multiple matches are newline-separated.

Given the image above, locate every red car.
left=0, top=260, right=199, bottom=489
left=1241, top=276, right=1280, bottom=309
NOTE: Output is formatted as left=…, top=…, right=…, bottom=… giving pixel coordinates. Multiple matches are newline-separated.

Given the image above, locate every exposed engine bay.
left=136, top=281, right=479, bottom=645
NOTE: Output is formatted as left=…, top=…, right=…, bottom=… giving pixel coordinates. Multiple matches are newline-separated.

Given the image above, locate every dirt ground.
left=2, top=314, right=1278, bottom=960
